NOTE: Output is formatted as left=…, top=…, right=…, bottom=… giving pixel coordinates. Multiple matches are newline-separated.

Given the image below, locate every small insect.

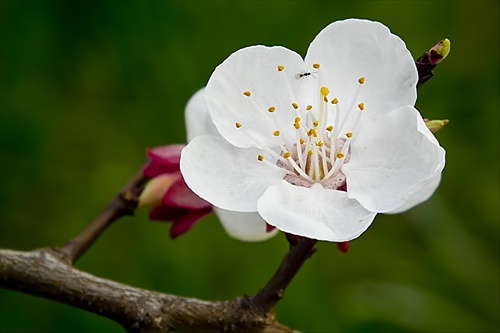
left=295, top=71, right=317, bottom=80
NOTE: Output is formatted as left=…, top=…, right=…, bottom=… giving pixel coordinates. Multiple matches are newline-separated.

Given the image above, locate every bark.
left=0, top=248, right=297, bottom=333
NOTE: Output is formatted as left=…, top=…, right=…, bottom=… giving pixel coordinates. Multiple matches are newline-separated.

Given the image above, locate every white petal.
left=180, top=135, right=286, bottom=212
left=387, top=173, right=442, bottom=214
left=306, top=19, right=418, bottom=119
left=213, top=207, right=279, bottom=242
left=343, top=105, right=446, bottom=213
left=258, top=181, right=376, bottom=242
left=184, top=88, right=219, bottom=142
left=205, top=46, right=311, bottom=149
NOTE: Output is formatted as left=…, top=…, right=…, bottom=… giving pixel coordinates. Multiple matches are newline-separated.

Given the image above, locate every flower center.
left=236, top=63, right=366, bottom=191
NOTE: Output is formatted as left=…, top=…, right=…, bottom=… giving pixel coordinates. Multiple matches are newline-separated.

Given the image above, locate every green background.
left=1, top=1, right=498, bottom=332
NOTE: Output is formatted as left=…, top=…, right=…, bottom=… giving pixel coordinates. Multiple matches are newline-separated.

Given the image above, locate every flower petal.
left=170, top=207, right=213, bottom=239
left=180, top=135, right=286, bottom=212
left=258, top=181, right=376, bottom=242
left=138, top=173, right=181, bottom=208
left=306, top=19, right=418, bottom=119
left=213, top=207, right=279, bottom=242
left=343, top=105, right=446, bottom=212
left=387, top=173, right=442, bottom=214
left=205, top=45, right=311, bottom=149
left=185, top=88, right=220, bottom=142
left=163, top=176, right=211, bottom=210
left=143, top=145, right=184, bottom=178
left=149, top=205, right=212, bottom=239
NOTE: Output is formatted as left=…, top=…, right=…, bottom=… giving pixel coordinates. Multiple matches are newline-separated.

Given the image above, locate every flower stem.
left=251, top=235, right=317, bottom=313
left=57, top=166, right=148, bottom=265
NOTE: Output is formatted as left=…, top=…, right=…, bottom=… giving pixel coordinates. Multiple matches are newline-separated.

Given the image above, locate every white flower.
left=185, top=89, right=279, bottom=242
left=181, top=19, right=446, bottom=242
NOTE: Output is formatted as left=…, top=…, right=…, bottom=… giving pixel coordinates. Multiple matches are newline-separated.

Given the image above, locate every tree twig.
left=57, top=166, right=148, bottom=265
left=251, top=236, right=317, bottom=313
left=416, top=38, right=451, bottom=89
left=0, top=248, right=298, bottom=333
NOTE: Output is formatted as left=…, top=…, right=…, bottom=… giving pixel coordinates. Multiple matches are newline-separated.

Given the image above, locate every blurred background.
left=1, top=1, right=498, bottom=332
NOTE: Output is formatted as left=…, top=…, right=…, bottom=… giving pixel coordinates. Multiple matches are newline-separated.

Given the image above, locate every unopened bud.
left=425, top=119, right=450, bottom=133
left=138, top=173, right=179, bottom=208
left=428, top=38, right=451, bottom=65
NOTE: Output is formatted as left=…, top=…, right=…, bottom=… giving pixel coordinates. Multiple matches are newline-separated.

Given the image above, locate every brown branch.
left=0, top=248, right=298, bottom=333
left=57, top=166, right=148, bottom=265
left=252, top=236, right=317, bottom=313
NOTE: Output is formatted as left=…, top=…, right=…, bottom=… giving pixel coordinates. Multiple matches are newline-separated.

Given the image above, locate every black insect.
left=295, top=71, right=316, bottom=80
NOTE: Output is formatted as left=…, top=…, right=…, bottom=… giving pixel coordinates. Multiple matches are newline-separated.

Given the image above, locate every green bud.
left=429, top=38, right=451, bottom=65
left=425, top=119, right=450, bottom=133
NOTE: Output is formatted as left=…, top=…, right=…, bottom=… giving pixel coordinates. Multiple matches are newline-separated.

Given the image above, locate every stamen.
left=337, top=152, right=345, bottom=159
left=283, top=151, right=291, bottom=158
left=315, top=141, right=324, bottom=147
left=320, top=86, right=330, bottom=96
left=294, top=123, right=300, bottom=130
left=299, top=138, right=305, bottom=145
left=313, top=147, right=320, bottom=180
left=294, top=117, right=301, bottom=123
left=313, top=63, right=320, bottom=69
left=326, top=125, right=333, bottom=131
left=307, top=128, right=317, bottom=137
left=358, top=103, right=365, bottom=111
left=331, top=98, right=339, bottom=104
left=358, top=77, right=365, bottom=84
left=243, top=91, right=251, bottom=97
left=259, top=154, right=296, bottom=176
left=286, top=155, right=313, bottom=181
left=268, top=106, right=276, bottom=113
left=292, top=102, right=299, bottom=110
left=273, top=130, right=280, bottom=136
left=346, top=132, right=353, bottom=138
left=306, top=105, right=313, bottom=110
left=235, top=122, right=242, bottom=128
left=313, top=120, right=319, bottom=127
left=337, top=78, right=364, bottom=135
left=277, top=65, right=285, bottom=71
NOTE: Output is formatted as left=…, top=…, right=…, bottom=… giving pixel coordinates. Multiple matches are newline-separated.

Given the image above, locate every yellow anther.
left=299, top=138, right=305, bottom=145
left=320, top=86, right=330, bottom=96
left=283, top=152, right=291, bottom=158
left=268, top=106, right=276, bottom=113
left=258, top=155, right=264, bottom=161
left=336, top=152, right=345, bottom=159
left=294, top=117, right=301, bottom=123
left=307, top=129, right=317, bottom=137
left=326, top=125, right=333, bottom=131
left=235, top=122, right=242, bottom=128
left=346, top=132, right=353, bottom=138
left=306, top=105, right=313, bottom=111
left=312, top=63, right=320, bottom=69
left=292, top=102, right=299, bottom=109
left=331, top=98, right=339, bottom=105
left=273, top=130, right=280, bottom=136
left=307, top=149, right=313, bottom=155
left=277, top=65, right=285, bottom=71
left=313, top=120, right=319, bottom=127
left=243, top=91, right=251, bottom=97
left=294, top=123, right=300, bottom=130
left=323, top=96, right=328, bottom=102
left=316, top=141, right=324, bottom=147
left=358, top=77, right=365, bottom=84
left=358, top=103, right=365, bottom=111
